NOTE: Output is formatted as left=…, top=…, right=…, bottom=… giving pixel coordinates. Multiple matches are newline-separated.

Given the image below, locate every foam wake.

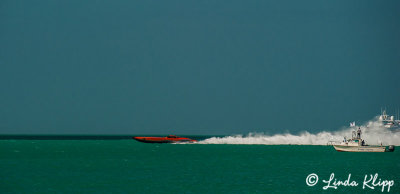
left=198, top=117, right=400, bottom=145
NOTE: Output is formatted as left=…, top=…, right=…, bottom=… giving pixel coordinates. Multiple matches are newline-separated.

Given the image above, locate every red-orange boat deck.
left=133, top=135, right=197, bottom=143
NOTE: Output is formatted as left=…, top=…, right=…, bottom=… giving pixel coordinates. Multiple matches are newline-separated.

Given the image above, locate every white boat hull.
left=333, top=145, right=386, bottom=152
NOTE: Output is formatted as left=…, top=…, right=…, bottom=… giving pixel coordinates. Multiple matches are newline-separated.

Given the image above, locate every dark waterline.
left=0, top=135, right=214, bottom=140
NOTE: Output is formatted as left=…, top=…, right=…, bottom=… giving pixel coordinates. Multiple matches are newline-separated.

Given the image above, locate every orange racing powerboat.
left=133, top=135, right=197, bottom=143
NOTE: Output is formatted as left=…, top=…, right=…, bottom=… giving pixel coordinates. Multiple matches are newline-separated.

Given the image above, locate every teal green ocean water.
left=1, top=139, right=399, bottom=193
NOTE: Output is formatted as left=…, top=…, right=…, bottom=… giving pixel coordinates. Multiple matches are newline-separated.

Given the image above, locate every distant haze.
left=1, top=0, right=399, bottom=135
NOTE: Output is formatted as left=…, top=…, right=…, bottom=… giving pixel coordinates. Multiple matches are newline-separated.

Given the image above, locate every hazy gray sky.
left=1, top=0, right=399, bottom=134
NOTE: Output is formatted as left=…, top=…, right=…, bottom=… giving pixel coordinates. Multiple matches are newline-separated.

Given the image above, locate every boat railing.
left=327, top=141, right=340, bottom=146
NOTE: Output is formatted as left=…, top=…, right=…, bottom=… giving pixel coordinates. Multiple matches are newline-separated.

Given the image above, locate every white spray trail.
left=198, top=117, right=400, bottom=145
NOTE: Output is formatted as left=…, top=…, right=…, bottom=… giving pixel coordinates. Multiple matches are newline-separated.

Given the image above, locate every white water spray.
left=198, top=117, right=400, bottom=145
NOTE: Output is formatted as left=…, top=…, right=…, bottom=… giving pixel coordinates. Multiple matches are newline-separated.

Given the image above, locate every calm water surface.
left=1, top=138, right=399, bottom=193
